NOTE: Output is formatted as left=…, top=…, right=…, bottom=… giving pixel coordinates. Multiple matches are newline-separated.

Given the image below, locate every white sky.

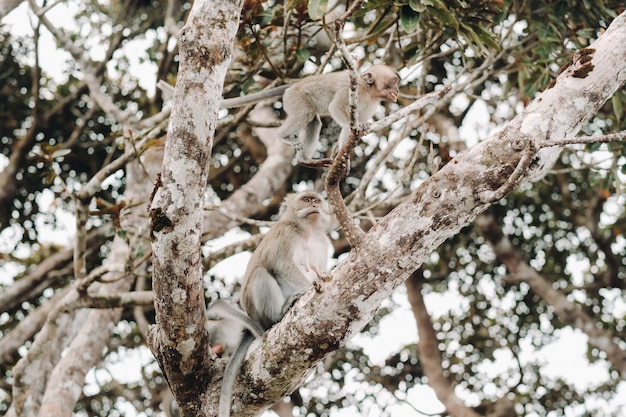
left=2, top=2, right=625, bottom=416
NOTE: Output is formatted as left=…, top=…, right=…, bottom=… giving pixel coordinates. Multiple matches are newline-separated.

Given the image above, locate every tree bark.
left=212, top=11, right=626, bottom=416
left=147, top=0, right=245, bottom=415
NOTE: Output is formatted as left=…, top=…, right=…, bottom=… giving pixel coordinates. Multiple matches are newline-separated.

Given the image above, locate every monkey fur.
left=218, top=191, right=332, bottom=417
left=221, top=65, right=400, bottom=167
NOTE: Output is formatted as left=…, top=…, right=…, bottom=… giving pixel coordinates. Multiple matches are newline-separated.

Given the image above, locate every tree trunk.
left=147, top=0, right=245, bottom=415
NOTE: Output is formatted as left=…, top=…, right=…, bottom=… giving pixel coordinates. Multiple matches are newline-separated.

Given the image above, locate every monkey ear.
left=361, top=72, right=375, bottom=86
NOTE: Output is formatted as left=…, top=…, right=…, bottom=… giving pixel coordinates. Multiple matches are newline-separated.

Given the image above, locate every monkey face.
left=280, top=191, right=330, bottom=229
left=294, top=193, right=326, bottom=222
left=298, top=195, right=322, bottom=219
left=361, top=65, right=401, bottom=102
left=380, top=77, right=400, bottom=102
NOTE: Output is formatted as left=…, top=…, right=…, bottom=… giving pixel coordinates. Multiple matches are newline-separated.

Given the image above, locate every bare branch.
left=366, top=84, right=453, bottom=134
left=406, top=271, right=481, bottom=417
left=538, top=130, right=626, bottom=148
left=28, top=0, right=141, bottom=129
left=64, top=290, right=154, bottom=309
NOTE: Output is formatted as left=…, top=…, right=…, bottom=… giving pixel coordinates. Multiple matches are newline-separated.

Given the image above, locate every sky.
left=2, top=2, right=626, bottom=416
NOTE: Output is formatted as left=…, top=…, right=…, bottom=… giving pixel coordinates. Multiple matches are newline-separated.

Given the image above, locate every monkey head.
left=280, top=191, right=330, bottom=226
left=361, top=64, right=400, bottom=102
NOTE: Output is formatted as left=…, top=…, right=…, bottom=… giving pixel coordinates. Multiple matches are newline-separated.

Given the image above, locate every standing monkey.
left=218, top=191, right=332, bottom=417
left=277, top=64, right=400, bottom=167
left=220, top=65, right=400, bottom=167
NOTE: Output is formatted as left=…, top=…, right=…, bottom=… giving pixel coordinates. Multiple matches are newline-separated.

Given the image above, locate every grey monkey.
left=221, top=65, right=400, bottom=167
left=218, top=191, right=332, bottom=417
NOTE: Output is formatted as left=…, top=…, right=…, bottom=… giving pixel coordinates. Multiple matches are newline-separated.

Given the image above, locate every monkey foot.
left=298, top=158, right=334, bottom=168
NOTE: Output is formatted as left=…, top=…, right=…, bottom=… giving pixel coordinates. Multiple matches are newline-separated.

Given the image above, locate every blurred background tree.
left=0, top=0, right=624, bottom=416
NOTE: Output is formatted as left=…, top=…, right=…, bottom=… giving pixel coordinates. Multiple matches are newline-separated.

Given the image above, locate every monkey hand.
left=358, top=122, right=372, bottom=134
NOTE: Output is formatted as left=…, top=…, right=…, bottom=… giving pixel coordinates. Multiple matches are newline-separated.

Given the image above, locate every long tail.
left=219, top=332, right=255, bottom=417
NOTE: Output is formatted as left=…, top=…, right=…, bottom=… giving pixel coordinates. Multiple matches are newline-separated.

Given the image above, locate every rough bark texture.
left=213, top=12, right=626, bottom=416
left=147, top=0, right=245, bottom=415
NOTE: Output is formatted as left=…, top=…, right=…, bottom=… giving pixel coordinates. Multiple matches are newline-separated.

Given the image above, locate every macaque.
left=206, top=300, right=264, bottom=356
left=277, top=64, right=400, bottom=167
left=220, top=65, right=400, bottom=167
left=218, top=191, right=332, bottom=417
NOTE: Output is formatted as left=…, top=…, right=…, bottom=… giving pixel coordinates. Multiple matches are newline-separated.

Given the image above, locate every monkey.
left=277, top=64, right=400, bottom=168
left=206, top=299, right=264, bottom=356
left=240, top=191, right=332, bottom=328
left=219, top=65, right=400, bottom=168
left=218, top=191, right=332, bottom=417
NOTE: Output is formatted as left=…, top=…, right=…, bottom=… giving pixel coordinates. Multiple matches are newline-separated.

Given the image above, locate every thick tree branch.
left=147, top=1, right=245, bottom=416
left=216, top=11, right=626, bottom=416
left=406, top=271, right=480, bottom=417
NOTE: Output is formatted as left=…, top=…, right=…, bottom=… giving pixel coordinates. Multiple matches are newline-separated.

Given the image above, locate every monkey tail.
left=219, top=332, right=255, bottom=417
left=209, top=300, right=265, bottom=338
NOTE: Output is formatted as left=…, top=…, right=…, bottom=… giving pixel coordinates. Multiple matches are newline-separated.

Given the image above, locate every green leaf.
left=295, top=48, right=311, bottom=63
left=428, top=0, right=458, bottom=28
left=409, top=0, right=425, bottom=12
left=400, top=5, right=420, bottom=33
left=612, top=94, right=623, bottom=123
left=308, top=0, right=328, bottom=20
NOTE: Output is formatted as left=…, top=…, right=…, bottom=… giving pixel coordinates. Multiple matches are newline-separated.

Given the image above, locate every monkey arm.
left=327, top=91, right=351, bottom=128
left=220, top=84, right=293, bottom=108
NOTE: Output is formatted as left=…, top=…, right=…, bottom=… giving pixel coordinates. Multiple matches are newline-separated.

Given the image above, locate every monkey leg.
left=277, top=91, right=317, bottom=154
left=280, top=293, right=304, bottom=317
left=300, top=115, right=323, bottom=160
left=245, top=267, right=287, bottom=330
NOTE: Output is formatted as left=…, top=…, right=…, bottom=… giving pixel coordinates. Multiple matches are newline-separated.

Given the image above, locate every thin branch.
left=203, top=233, right=264, bottom=271
left=478, top=139, right=536, bottom=203
left=203, top=205, right=274, bottom=228
left=29, top=0, right=141, bottom=129
left=538, top=130, right=626, bottom=148
left=76, top=119, right=168, bottom=201
left=64, top=290, right=154, bottom=310
left=366, top=84, right=452, bottom=134
left=406, top=271, right=481, bottom=417
left=325, top=126, right=366, bottom=247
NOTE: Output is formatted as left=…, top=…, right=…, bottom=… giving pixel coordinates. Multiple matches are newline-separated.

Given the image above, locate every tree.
left=1, top=0, right=625, bottom=417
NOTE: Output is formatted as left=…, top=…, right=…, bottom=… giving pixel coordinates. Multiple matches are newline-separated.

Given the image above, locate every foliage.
left=0, top=0, right=625, bottom=416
